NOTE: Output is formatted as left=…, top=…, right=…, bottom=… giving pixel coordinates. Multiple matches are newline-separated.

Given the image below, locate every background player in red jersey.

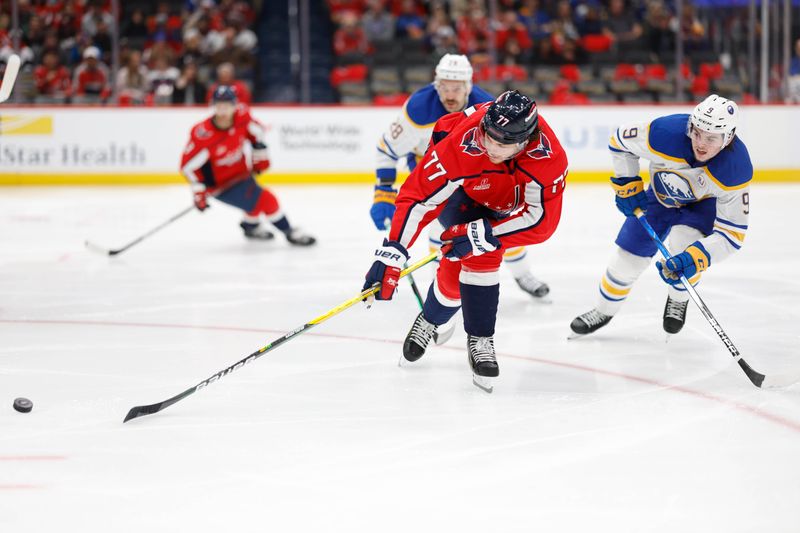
left=180, top=86, right=315, bottom=245
left=363, top=91, right=569, bottom=391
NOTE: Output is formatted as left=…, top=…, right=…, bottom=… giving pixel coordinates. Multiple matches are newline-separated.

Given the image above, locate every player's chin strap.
left=123, top=251, right=440, bottom=423
left=634, top=208, right=799, bottom=389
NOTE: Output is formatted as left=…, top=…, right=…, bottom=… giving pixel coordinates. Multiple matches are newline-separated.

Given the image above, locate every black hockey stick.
left=85, top=204, right=196, bottom=256
left=85, top=179, right=245, bottom=256
left=123, top=251, right=439, bottom=423
left=635, top=210, right=799, bottom=389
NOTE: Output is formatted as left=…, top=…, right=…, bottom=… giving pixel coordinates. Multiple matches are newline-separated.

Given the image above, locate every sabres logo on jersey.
left=526, top=132, right=553, bottom=160
left=653, top=170, right=697, bottom=207
left=460, top=127, right=484, bottom=157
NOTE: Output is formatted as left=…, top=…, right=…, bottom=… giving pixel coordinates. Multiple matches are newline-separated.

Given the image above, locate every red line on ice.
left=2, top=317, right=799, bottom=434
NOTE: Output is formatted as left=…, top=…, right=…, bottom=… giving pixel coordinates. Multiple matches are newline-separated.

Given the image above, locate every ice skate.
left=286, top=229, right=316, bottom=246
left=663, top=296, right=689, bottom=335
left=568, top=308, right=612, bottom=339
left=240, top=221, right=274, bottom=241
left=467, top=335, right=498, bottom=393
left=514, top=273, right=551, bottom=302
left=401, top=312, right=437, bottom=366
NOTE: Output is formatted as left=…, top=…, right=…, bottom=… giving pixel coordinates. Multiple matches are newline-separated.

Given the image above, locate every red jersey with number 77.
left=388, top=102, right=569, bottom=251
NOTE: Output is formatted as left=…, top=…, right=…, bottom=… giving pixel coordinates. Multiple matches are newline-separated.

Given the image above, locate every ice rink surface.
left=1, top=183, right=799, bottom=532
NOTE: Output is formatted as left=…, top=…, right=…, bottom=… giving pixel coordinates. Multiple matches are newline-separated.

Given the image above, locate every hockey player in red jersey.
left=363, top=91, right=569, bottom=391
left=180, top=86, right=316, bottom=245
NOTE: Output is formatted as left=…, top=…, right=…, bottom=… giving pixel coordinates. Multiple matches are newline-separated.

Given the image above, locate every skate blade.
left=398, top=355, right=414, bottom=368
left=532, top=295, right=553, bottom=305
left=472, top=374, right=494, bottom=393
left=433, top=323, right=456, bottom=346
left=567, top=330, right=586, bottom=340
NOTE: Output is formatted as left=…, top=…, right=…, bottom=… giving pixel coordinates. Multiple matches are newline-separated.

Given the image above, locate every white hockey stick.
left=0, top=54, right=21, bottom=104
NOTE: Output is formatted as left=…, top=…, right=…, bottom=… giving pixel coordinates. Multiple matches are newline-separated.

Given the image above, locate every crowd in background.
left=0, top=0, right=257, bottom=105
left=327, top=0, right=713, bottom=68
left=0, top=0, right=798, bottom=104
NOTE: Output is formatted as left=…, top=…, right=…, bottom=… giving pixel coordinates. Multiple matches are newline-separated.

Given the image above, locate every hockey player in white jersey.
left=369, top=54, right=551, bottom=300
left=570, top=94, right=753, bottom=336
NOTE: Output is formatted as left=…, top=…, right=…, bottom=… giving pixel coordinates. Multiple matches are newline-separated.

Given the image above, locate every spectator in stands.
left=116, top=50, right=149, bottom=105
left=575, top=3, right=604, bottom=37
left=73, top=46, right=110, bottom=104
left=34, top=49, right=72, bottom=103
left=362, top=0, right=395, bottom=43
left=603, top=0, right=643, bottom=49
left=92, top=18, right=113, bottom=59
left=121, top=8, right=150, bottom=50
left=519, top=0, right=551, bottom=41
left=147, top=55, right=180, bottom=105
left=333, top=10, right=369, bottom=57
left=456, top=6, right=490, bottom=56
left=788, top=38, right=800, bottom=103
left=25, top=15, right=47, bottom=58
left=644, top=0, right=676, bottom=58
left=229, top=12, right=258, bottom=54
left=680, top=3, right=709, bottom=53
left=494, top=10, right=533, bottom=62
left=81, top=0, right=114, bottom=38
left=431, top=25, right=459, bottom=57
left=206, top=61, right=251, bottom=104
left=172, top=59, right=207, bottom=105
left=180, top=28, right=212, bottom=81
left=395, top=0, right=426, bottom=40
left=550, top=0, right=581, bottom=61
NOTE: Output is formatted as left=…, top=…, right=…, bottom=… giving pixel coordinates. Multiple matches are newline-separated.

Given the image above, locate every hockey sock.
left=270, top=215, right=291, bottom=233
left=422, top=282, right=461, bottom=326
left=460, top=282, right=499, bottom=337
left=596, top=247, right=651, bottom=316
left=501, top=247, right=530, bottom=278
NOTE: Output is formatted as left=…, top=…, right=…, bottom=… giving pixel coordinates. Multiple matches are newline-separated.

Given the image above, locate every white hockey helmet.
left=689, top=94, right=739, bottom=147
left=434, top=53, right=473, bottom=93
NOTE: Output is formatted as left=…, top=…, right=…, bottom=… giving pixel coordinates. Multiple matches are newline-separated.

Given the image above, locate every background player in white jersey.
left=570, top=94, right=753, bottom=336
left=369, top=54, right=551, bottom=300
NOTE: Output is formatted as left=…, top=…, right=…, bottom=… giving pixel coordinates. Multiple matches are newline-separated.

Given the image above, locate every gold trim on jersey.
left=713, top=224, right=746, bottom=243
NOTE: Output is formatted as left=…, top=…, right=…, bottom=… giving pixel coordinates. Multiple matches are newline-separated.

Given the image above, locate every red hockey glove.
left=363, top=239, right=409, bottom=301
left=192, top=185, right=209, bottom=211
left=440, top=218, right=501, bottom=260
left=252, top=142, right=270, bottom=174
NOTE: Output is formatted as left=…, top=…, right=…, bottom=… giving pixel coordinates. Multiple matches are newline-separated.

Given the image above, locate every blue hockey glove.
left=656, top=241, right=711, bottom=286
left=363, top=238, right=409, bottom=301
left=369, top=185, right=397, bottom=231
left=440, top=218, right=502, bottom=260
left=610, top=176, right=648, bottom=216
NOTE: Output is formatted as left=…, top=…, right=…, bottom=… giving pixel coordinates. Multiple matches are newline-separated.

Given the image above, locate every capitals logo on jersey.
left=526, top=132, right=553, bottom=160
left=653, top=170, right=697, bottom=207
left=460, top=127, right=484, bottom=157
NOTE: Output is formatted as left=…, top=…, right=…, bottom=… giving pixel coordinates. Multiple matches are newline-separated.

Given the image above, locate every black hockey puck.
left=13, top=397, right=33, bottom=413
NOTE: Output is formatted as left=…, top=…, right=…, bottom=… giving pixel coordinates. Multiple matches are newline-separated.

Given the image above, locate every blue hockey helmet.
left=211, top=85, right=237, bottom=104
left=482, top=90, right=538, bottom=144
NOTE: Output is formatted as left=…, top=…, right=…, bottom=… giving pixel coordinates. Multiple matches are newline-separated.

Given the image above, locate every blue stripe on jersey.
left=605, top=270, right=627, bottom=287
left=715, top=216, right=748, bottom=230
left=713, top=229, right=742, bottom=250
left=381, top=135, right=399, bottom=157
left=615, top=128, right=629, bottom=151
left=608, top=144, right=626, bottom=153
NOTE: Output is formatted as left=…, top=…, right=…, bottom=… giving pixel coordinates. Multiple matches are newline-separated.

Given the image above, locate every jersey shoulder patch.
left=405, top=84, right=446, bottom=127
left=192, top=120, right=214, bottom=141
left=468, top=85, right=495, bottom=105
left=705, top=137, right=753, bottom=190
left=647, top=114, right=694, bottom=162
